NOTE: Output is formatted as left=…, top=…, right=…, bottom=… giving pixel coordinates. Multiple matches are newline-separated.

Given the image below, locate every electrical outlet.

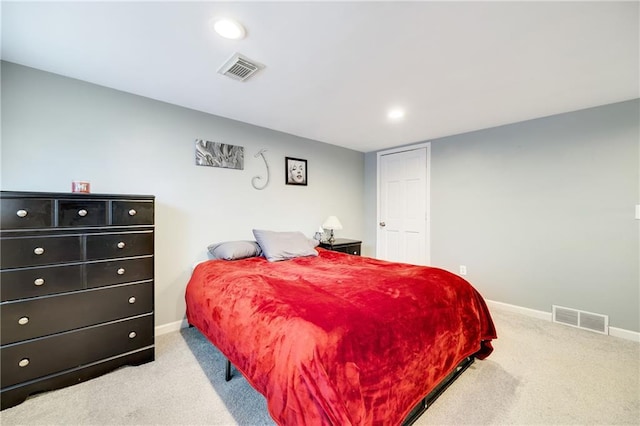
left=636, top=204, right=640, bottom=220
left=459, top=265, right=467, bottom=276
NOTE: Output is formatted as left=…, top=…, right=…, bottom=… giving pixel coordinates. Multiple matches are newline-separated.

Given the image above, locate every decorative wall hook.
left=252, top=149, right=270, bottom=190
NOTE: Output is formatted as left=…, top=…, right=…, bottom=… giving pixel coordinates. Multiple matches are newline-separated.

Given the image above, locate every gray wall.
left=365, top=99, right=640, bottom=332
left=1, top=61, right=365, bottom=327
left=3, top=60, right=638, bottom=333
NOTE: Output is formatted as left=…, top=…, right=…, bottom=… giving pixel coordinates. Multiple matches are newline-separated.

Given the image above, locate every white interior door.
left=377, top=145, right=430, bottom=265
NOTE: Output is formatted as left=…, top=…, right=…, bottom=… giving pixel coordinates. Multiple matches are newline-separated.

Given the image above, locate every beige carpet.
left=1, top=306, right=638, bottom=425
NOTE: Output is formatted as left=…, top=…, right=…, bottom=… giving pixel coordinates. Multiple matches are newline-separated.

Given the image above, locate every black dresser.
left=0, top=191, right=155, bottom=409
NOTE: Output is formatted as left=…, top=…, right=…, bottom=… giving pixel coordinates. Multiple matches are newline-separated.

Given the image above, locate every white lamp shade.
left=322, top=216, right=343, bottom=230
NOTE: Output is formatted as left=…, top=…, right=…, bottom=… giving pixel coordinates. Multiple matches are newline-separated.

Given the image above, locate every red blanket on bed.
left=186, top=249, right=496, bottom=425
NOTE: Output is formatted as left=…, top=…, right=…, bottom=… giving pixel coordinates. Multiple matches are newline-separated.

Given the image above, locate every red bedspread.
left=185, top=249, right=496, bottom=425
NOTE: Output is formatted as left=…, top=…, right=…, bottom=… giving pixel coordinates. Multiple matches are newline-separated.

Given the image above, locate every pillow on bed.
left=253, top=229, right=319, bottom=262
left=207, top=241, right=263, bottom=260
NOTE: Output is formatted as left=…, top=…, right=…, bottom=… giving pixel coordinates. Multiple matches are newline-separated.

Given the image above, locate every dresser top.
left=1, top=191, right=155, bottom=200
left=320, top=238, right=362, bottom=247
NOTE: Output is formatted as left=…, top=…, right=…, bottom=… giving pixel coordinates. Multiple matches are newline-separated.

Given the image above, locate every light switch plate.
left=636, top=205, right=640, bottom=220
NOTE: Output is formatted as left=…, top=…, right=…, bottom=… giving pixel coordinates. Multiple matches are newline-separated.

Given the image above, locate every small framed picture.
left=71, top=181, right=91, bottom=193
left=285, top=157, right=307, bottom=186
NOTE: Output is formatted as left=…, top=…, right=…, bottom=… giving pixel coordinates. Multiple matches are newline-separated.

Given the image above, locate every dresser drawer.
left=0, top=198, right=53, bottom=230
left=319, top=239, right=362, bottom=256
left=86, top=231, right=154, bottom=261
left=112, top=201, right=154, bottom=226
left=1, top=314, right=153, bottom=388
left=1, top=235, right=82, bottom=269
left=86, top=257, right=153, bottom=289
left=335, top=244, right=361, bottom=256
left=0, top=281, right=153, bottom=345
left=0, top=264, right=83, bottom=302
left=58, top=200, right=107, bottom=227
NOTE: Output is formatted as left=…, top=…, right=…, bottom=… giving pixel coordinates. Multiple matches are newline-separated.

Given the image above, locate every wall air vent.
left=217, top=53, right=264, bottom=82
left=552, top=305, right=609, bottom=335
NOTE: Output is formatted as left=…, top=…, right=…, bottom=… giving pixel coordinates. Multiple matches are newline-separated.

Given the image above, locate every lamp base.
left=328, top=230, right=336, bottom=245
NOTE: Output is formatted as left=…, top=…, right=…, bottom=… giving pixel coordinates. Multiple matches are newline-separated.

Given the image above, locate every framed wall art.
left=285, top=157, right=307, bottom=186
left=195, top=139, right=244, bottom=170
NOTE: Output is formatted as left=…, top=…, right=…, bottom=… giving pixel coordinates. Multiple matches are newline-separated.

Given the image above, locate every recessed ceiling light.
left=212, top=18, right=246, bottom=40
left=387, top=108, right=405, bottom=121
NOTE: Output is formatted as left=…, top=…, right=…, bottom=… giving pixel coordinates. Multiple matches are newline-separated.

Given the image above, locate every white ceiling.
left=2, top=1, right=638, bottom=153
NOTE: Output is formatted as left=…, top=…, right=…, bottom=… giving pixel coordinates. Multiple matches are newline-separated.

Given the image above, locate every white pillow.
left=207, top=241, right=262, bottom=260
left=252, top=229, right=318, bottom=262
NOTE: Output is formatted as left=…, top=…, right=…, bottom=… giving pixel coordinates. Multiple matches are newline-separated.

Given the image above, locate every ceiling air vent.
left=217, top=53, right=263, bottom=82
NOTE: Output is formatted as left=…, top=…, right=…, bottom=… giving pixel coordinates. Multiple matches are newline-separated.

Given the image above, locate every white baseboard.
left=609, top=326, right=640, bottom=343
left=485, top=299, right=640, bottom=343
left=155, top=319, right=189, bottom=337
left=485, top=299, right=552, bottom=321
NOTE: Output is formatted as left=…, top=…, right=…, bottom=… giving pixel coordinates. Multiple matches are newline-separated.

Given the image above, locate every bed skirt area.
left=221, top=354, right=476, bottom=426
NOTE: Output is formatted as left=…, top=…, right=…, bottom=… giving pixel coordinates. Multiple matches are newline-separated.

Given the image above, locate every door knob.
left=379, top=222, right=386, bottom=227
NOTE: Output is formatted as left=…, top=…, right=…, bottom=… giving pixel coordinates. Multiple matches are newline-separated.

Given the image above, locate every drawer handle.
left=34, top=278, right=45, bottom=286
left=16, top=209, right=28, bottom=218
left=128, top=331, right=137, bottom=339
left=128, top=296, right=136, bottom=304
left=128, top=209, right=137, bottom=216
left=117, top=242, right=126, bottom=249
left=18, top=316, right=29, bottom=325
left=33, top=247, right=45, bottom=255
left=18, top=358, right=30, bottom=368
left=117, top=268, right=126, bottom=275
left=78, top=209, right=88, bottom=217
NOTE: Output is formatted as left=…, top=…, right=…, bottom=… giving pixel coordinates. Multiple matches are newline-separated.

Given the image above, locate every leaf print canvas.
left=195, top=139, right=244, bottom=170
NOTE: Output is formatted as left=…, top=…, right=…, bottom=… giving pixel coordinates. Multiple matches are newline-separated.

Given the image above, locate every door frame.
left=376, top=142, right=431, bottom=264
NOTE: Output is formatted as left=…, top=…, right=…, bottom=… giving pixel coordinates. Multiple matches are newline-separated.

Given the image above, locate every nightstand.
left=319, top=238, right=362, bottom=256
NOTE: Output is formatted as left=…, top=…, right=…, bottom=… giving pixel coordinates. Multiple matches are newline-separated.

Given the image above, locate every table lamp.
left=322, top=216, right=343, bottom=244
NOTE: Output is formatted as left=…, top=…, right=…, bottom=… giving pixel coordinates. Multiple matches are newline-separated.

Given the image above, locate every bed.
left=185, top=234, right=496, bottom=425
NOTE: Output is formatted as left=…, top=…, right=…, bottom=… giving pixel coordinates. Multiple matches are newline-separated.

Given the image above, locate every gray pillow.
left=252, top=229, right=318, bottom=262
left=208, top=240, right=262, bottom=260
